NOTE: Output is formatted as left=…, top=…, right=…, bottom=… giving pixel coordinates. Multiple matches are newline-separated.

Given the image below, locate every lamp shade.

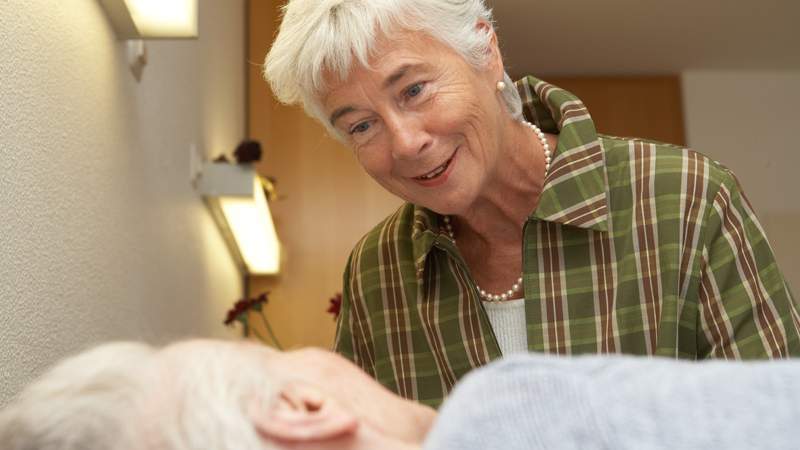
left=199, top=163, right=281, bottom=275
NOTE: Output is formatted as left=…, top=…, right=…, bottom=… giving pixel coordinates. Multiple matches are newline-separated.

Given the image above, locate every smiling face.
left=323, top=27, right=508, bottom=215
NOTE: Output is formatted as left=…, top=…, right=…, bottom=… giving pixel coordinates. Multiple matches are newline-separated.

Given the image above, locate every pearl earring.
left=496, top=81, right=506, bottom=91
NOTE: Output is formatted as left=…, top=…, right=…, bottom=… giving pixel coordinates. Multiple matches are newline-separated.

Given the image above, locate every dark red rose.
left=224, top=309, right=238, bottom=326
left=234, top=300, right=249, bottom=314
left=250, top=292, right=270, bottom=311
left=224, top=299, right=248, bottom=326
left=224, top=293, right=271, bottom=325
left=327, top=292, right=342, bottom=320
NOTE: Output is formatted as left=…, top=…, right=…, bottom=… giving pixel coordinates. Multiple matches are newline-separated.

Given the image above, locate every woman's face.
left=322, top=29, right=506, bottom=215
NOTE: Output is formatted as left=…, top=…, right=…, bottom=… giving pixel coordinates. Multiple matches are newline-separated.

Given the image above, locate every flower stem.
left=258, top=311, right=283, bottom=350
left=250, top=326, right=271, bottom=346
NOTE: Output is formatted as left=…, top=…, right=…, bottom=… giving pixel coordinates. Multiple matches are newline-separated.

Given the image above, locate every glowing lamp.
left=99, top=0, right=198, bottom=39
left=199, top=163, right=281, bottom=275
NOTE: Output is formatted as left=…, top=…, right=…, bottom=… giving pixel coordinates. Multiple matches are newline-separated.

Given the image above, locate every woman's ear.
left=475, top=19, right=504, bottom=78
left=251, top=381, right=359, bottom=443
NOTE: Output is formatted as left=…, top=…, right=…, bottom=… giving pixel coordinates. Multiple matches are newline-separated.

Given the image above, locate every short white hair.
left=0, top=343, right=155, bottom=450
left=263, top=0, right=523, bottom=136
left=0, top=341, right=282, bottom=450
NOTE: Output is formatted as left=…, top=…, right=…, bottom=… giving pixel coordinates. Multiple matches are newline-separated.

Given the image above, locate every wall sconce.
left=198, top=162, right=281, bottom=275
left=98, top=0, right=198, bottom=39
left=98, top=0, right=198, bottom=80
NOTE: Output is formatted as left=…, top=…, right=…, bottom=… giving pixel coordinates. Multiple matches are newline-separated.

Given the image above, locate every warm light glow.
left=219, top=178, right=280, bottom=275
left=124, top=0, right=197, bottom=38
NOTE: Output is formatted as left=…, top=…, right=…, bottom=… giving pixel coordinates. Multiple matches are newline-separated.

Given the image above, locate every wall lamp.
left=198, top=162, right=282, bottom=276
left=99, top=0, right=198, bottom=39
left=98, top=0, right=198, bottom=79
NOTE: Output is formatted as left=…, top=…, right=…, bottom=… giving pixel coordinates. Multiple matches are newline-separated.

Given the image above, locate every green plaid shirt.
left=334, top=76, right=800, bottom=408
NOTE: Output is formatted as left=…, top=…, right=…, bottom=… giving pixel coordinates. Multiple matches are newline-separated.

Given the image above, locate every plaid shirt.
left=334, top=76, right=800, bottom=408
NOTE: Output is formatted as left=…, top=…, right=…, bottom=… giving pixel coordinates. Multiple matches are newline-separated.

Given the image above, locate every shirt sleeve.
left=332, top=280, right=355, bottom=357
left=332, top=252, right=377, bottom=378
left=697, top=169, right=800, bottom=358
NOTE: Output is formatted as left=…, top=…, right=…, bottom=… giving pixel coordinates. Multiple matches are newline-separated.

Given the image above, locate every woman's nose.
left=387, top=114, right=431, bottom=160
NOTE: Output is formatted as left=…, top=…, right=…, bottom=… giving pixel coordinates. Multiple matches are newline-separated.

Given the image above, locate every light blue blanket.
left=424, top=354, right=799, bottom=449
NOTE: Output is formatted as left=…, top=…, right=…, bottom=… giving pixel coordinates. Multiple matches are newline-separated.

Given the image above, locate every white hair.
left=0, top=341, right=283, bottom=450
left=0, top=343, right=155, bottom=450
left=263, top=0, right=523, bottom=137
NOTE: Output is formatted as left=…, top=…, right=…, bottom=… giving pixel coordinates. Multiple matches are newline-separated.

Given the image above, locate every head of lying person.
left=0, top=340, right=436, bottom=450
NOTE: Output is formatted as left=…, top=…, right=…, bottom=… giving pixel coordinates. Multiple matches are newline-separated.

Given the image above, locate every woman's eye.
left=350, top=121, right=371, bottom=135
left=405, top=83, right=424, bottom=98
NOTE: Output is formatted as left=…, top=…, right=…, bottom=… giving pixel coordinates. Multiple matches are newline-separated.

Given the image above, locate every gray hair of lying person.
left=263, top=0, right=524, bottom=139
left=0, top=342, right=281, bottom=450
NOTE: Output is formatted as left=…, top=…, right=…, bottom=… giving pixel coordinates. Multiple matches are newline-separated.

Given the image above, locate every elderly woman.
left=264, top=0, right=800, bottom=407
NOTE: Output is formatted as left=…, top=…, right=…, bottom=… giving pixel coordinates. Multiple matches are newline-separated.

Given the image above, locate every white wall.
left=0, top=0, right=245, bottom=405
left=682, top=71, right=800, bottom=293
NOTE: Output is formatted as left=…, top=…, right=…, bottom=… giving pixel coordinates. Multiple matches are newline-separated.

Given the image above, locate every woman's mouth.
left=415, top=160, right=450, bottom=180
left=412, top=150, right=457, bottom=186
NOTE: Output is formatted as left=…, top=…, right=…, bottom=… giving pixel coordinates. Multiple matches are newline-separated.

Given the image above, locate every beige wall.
left=682, top=70, right=800, bottom=292
left=0, top=0, right=246, bottom=405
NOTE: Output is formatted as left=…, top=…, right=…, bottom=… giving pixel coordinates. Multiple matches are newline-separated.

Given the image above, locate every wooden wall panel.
left=247, top=0, right=402, bottom=349
left=546, top=76, right=686, bottom=146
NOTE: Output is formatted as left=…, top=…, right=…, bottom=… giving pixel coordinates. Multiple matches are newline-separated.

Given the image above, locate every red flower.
left=223, top=292, right=270, bottom=326
left=250, top=292, right=269, bottom=312
left=222, top=292, right=282, bottom=349
left=224, top=309, right=238, bottom=326
left=327, top=292, right=342, bottom=320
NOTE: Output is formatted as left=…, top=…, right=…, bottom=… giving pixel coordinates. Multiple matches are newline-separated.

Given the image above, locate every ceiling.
left=488, top=0, right=800, bottom=77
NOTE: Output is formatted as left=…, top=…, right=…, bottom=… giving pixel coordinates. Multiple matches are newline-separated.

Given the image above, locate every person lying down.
left=0, top=339, right=798, bottom=450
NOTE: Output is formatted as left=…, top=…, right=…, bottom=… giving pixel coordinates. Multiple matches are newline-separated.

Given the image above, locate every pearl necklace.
left=443, top=120, right=551, bottom=302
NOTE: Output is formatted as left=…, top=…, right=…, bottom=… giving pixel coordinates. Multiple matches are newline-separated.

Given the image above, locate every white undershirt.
left=482, top=298, right=528, bottom=355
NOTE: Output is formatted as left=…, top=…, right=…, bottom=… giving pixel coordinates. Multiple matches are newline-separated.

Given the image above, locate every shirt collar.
left=518, top=75, right=609, bottom=231
left=412, top=76, right=610, bottom=268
